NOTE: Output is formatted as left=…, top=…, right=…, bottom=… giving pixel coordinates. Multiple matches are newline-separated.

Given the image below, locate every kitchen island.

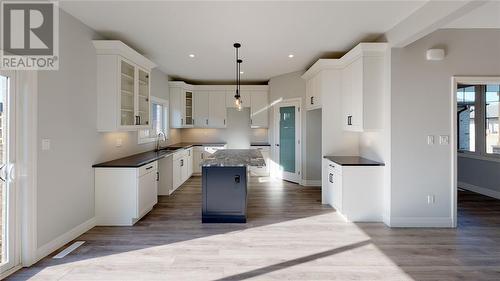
left=201, top=149, right=265, bottom=223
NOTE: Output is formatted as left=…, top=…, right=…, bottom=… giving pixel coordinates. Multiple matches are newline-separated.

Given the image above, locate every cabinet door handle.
left=180, top=159, right=184, bottom=167
left=329, top=173, right=333, bottom=183
left=224, top=119, right=226, bottom=125
left=234, top=175, right=240, bottom=183
left=206, top=119, right=208, bottom=125
left=156, top=172, right=159, bottom=181
left=181, top=118, right=183, bottom=125
left=347, top=115, right=352, bottom=126
left=146, top=166, right=153, bottom=170
left=311, top=96, right=314, bottom=105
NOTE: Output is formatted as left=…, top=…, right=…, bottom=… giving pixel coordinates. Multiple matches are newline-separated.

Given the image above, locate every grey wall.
left=390, top=29, right=500, bottom=222
left=36, top=10, right=179, bottom=247
left=306, top=109, right=322, bottom=180
left=458, top=156, right=500, bottom=193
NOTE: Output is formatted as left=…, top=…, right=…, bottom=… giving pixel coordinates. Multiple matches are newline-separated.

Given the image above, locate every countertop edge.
left=323, top=156, right=385, bottom=166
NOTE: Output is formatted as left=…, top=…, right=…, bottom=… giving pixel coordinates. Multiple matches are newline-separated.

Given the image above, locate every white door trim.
left=0, top=70, right=19, bottom=274
left=272, top=98, right=302, bottom=183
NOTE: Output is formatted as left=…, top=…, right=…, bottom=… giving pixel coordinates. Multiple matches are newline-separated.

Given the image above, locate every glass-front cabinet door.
left=119, top=58, right=150, bottom=129
left=120, top=60, right=136, bottom=126
left=137, top=69, right=150, bottom=126
left=184, top=91, right=193, bottom=126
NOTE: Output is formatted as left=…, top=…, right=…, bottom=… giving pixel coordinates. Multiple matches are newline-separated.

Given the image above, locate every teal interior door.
left=279, top=106, right=296, bottom=173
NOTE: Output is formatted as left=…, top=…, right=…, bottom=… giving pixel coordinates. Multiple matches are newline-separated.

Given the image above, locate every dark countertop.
left=323, top=156, right=385, bottom=166
left=93, top=142, right=227, bottom=168
left=202, top=149, right=266, bottom=167
left=250, top=142, right=271, bottom=146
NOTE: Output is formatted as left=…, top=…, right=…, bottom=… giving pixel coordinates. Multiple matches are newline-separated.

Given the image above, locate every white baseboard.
left=389, top=216, right=453, bottom=228
left=301, top=179, right=321, bottom=187
left=458, top=181, right=500, bottom=200
left=35, top=217, right=96, bottom=263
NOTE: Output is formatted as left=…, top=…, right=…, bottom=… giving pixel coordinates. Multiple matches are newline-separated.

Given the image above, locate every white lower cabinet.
left=324, top=160, right=383, bottom=222
left=249, top=146, right=270, bottom=176
left=158, top=155, right=173, bottom=195
left=95, top=161, right=158, bottom=226
left=172, top=148, right=194, bottom=191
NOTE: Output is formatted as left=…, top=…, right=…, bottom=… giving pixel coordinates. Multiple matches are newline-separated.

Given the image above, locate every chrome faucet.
left=155, top=131, right=166, bottom=151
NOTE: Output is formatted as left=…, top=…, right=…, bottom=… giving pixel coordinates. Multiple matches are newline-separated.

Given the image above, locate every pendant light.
left=234, top=43, right=243, bottom=111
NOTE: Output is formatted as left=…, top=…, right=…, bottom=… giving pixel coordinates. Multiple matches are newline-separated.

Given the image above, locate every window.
left=457, top=85, right=476, bottom=152
left=138, top=97, right=168, bottom=144
left=457, top=83, right=500, bottom=157
left=485, top=85, right=500, bottom=155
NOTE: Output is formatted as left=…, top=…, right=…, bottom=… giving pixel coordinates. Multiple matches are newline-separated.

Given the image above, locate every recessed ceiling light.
left=189, top=54, right=195, bottom=58
left=288, top=54, right=294, bottom=58
left=240, top=71, right=244, bottom=74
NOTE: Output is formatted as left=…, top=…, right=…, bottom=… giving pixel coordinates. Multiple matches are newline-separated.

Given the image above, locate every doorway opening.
left=453, top=77, right=500, bottom=227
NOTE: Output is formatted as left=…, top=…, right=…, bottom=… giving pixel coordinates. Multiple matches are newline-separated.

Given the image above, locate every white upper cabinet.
left=341, top=49, right=385, bottom=132
left=302, top=43, right=387, bottom=132
left=250, top=91, right=269, bottom=128
left=93, top=40, right=156, bottom=132
left=194, top=91, right=209, bottom=128
left=305, top=73, right=322, bottom=110
left=209, top=91, right=227, bottom=128
left=169, top=82, right=194, bottom=128
left=170, top=84, right=268, bottom=128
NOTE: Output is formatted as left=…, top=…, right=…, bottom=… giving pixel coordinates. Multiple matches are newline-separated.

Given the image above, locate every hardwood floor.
left=7, top=178, right=500, bottom=280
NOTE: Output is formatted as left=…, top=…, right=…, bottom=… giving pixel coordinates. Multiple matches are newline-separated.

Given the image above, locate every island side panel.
left=202, top=166, right=247, bottom=223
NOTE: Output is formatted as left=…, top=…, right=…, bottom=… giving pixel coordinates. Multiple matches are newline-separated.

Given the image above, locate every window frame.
left=456, top=78, right=500, bottom=161
left=138, top=96, right=169, bottom=144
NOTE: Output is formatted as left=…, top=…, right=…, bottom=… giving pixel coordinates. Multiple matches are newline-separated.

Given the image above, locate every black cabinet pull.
left=180, top=159, right=184, bottom=167
left=156, top=172, right=159, bottom=181
left=146, top=166, right=153, bottom=170
left=329, top=173, right=333, bottom=183
left=347, top=115, right=352, bottom=126
left=206, top=119, right=208, bottom=125
left=234, top=175, right=240, bottom=183
left=311, top=96, right=314, bottom=105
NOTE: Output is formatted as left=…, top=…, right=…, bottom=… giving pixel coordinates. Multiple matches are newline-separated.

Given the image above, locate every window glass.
left=457, top=85, right=476, bottom=152
left=485, top=84, right=500, bottom=154
left=138, top=99, right=168, bottom=144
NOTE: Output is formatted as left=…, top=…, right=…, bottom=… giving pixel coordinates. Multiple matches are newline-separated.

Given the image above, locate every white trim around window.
left=138, top=96, right=169, bottom=144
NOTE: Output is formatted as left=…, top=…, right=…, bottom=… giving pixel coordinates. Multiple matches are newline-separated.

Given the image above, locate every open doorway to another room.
left=305, top=108, right=322, bottom=187
left=454, top=78, right=500, bottom=227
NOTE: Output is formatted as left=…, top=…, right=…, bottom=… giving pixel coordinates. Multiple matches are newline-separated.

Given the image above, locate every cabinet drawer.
left=327, top=161, right=342, bottom=175
left=139, top=161, right=157, bottom=177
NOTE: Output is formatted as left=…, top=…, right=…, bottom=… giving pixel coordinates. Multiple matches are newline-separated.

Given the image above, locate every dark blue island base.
left=202, top=166, right=248, bottom=223
left=200, top=149, right=266, bottom=224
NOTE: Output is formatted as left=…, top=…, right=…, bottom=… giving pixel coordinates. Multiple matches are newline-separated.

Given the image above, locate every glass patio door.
left=275, top=101, right=301, bottom=183
left=0, top=71, right=18, bottom=274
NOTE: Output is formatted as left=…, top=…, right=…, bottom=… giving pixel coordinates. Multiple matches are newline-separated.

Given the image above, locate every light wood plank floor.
left=7, top=178, right=500, bottom=280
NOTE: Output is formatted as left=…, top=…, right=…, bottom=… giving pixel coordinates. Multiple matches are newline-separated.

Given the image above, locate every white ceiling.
left=445, top=1, right=500, bottom=29
left=60, top=1, right=427, bottom=83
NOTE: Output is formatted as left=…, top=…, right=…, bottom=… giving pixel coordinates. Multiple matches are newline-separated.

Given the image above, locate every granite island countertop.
left=201, top=149, right=266, bottom=167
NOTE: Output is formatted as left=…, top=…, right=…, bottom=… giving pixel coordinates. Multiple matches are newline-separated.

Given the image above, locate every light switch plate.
left=427, top=135, right=435, bottom=145
left=41, top=139, right=50, bottom=151
left=439, top=135, right=449, bottom=145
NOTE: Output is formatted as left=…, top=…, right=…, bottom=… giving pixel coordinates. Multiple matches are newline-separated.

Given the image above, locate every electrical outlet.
left=439, top=135, right=449, bottom=145
left=41, top=139, right=51, bottom=151
left=427, top=135, right=435, bottom=145
left=116, top=138, right=123, bottom=147
left=427, top=195, right=435, bottom=204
